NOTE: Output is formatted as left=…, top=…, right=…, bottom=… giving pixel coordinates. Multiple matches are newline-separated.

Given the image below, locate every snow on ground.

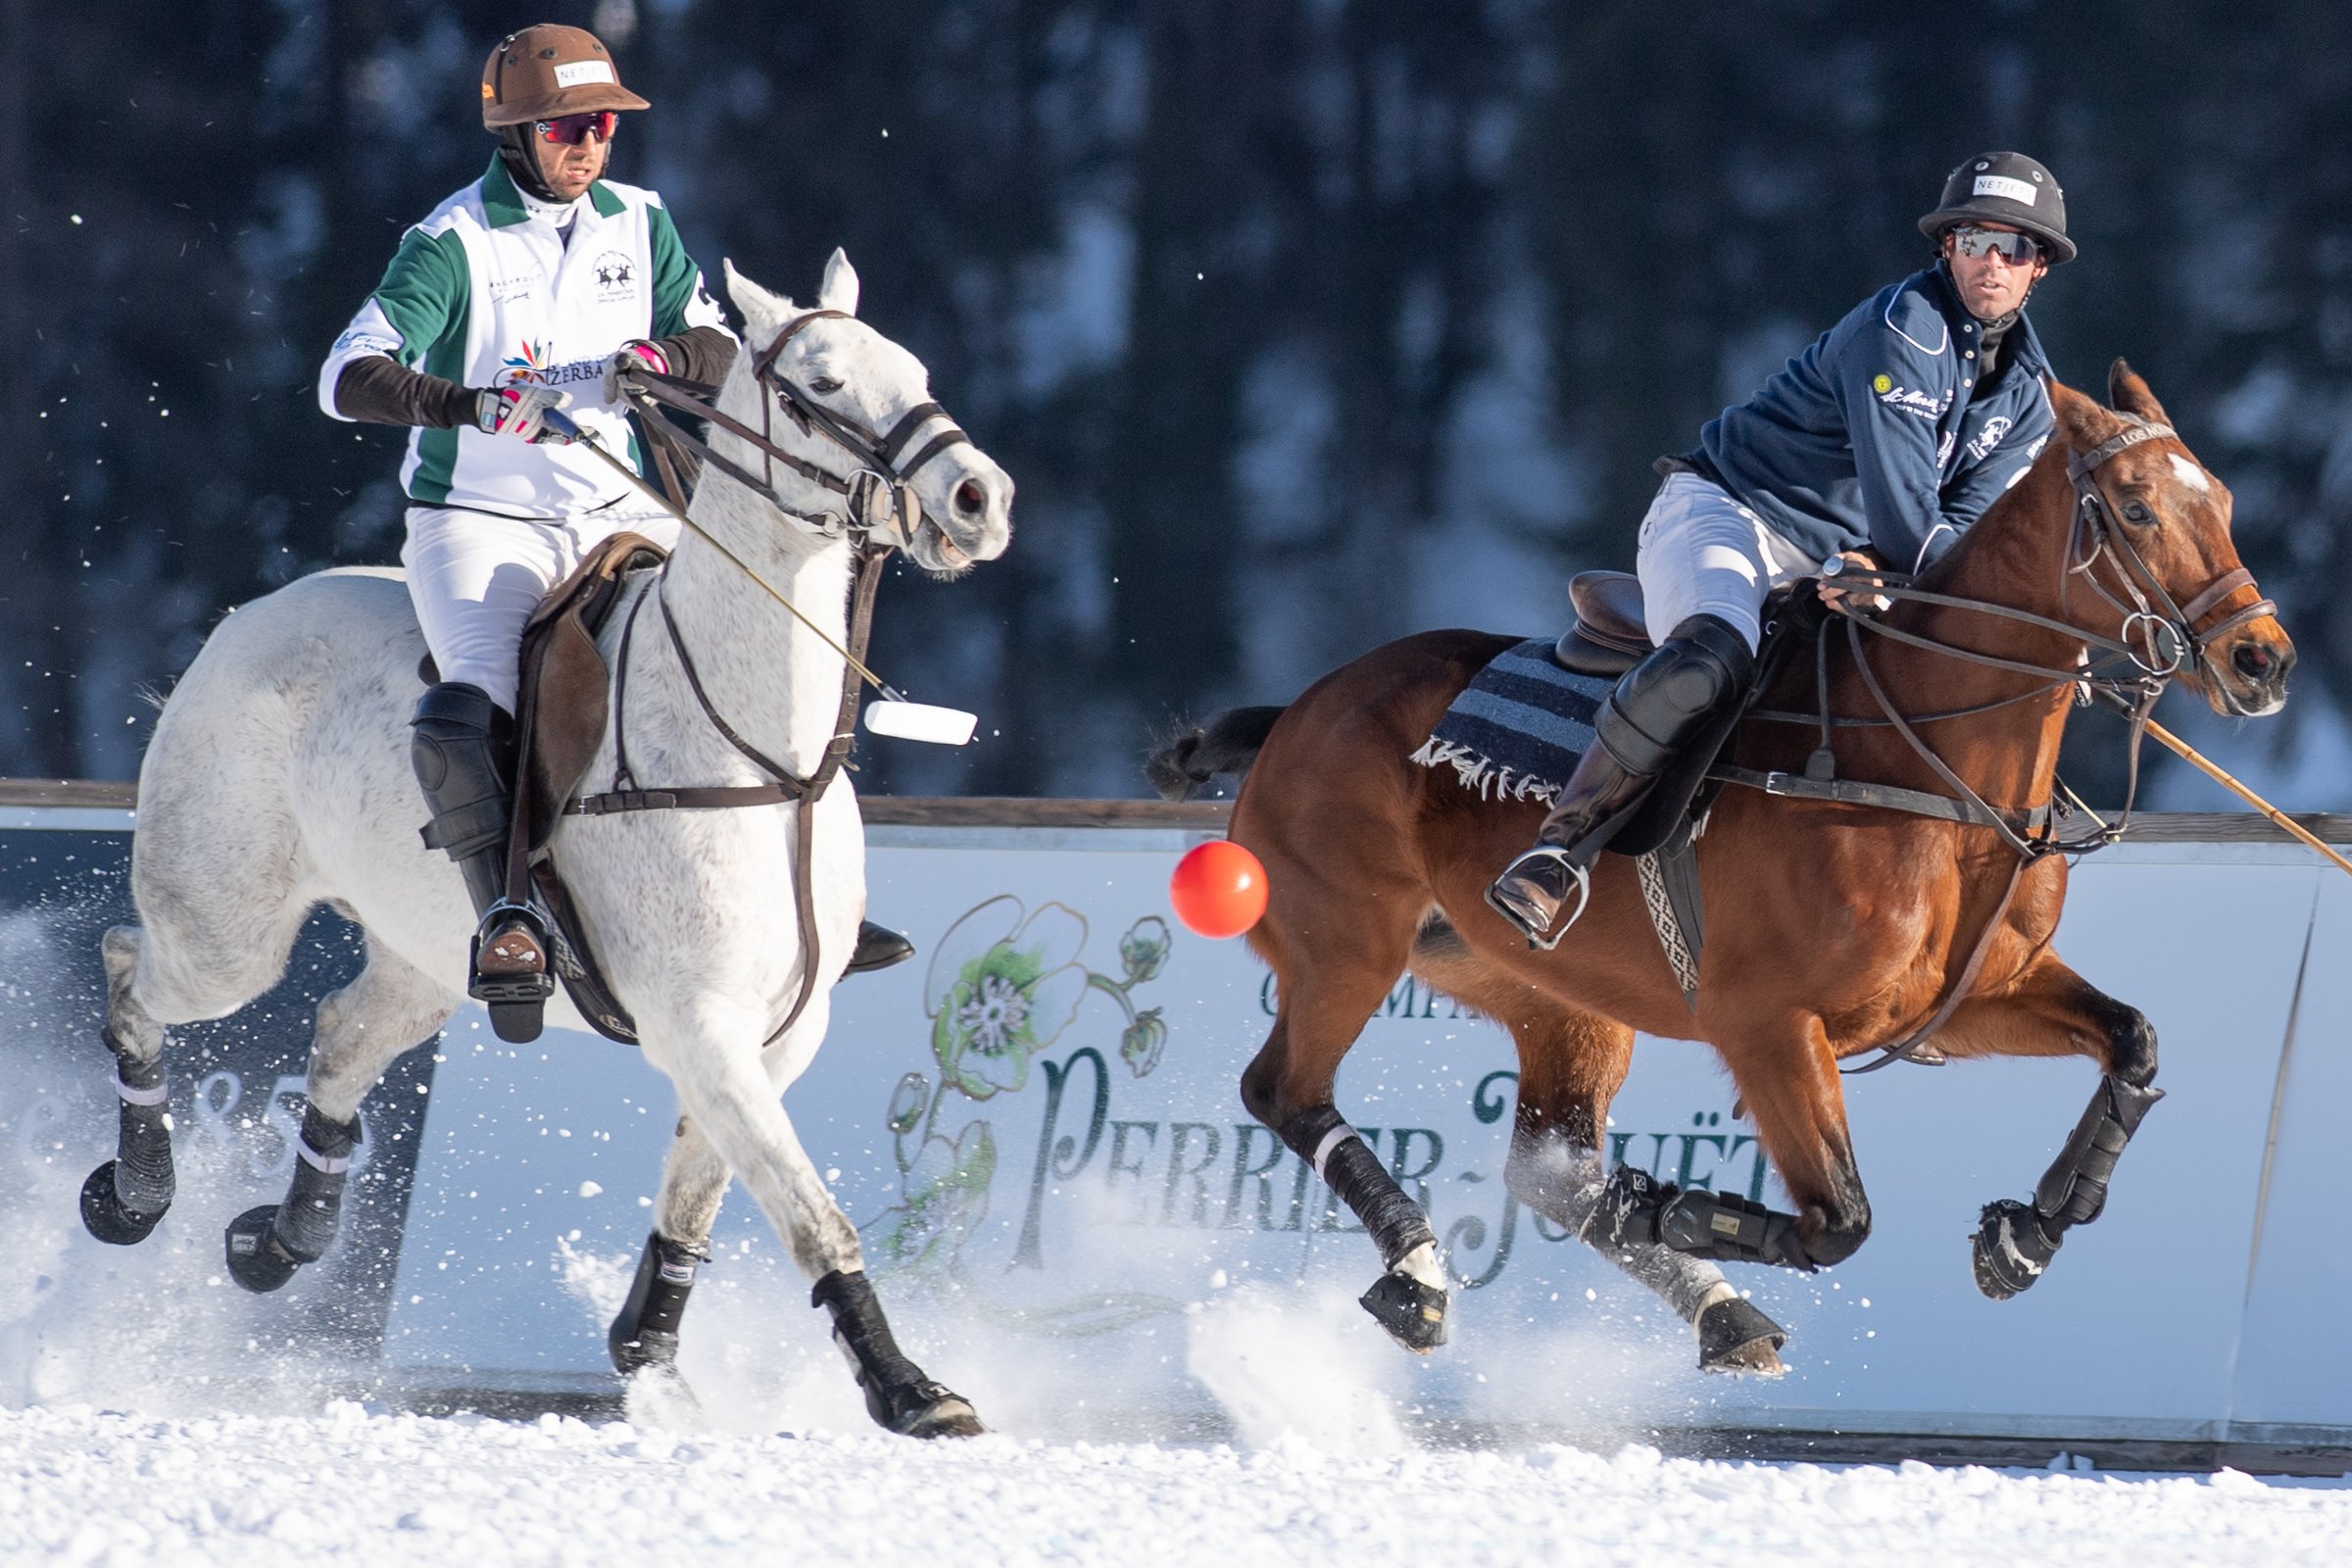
left=3, top=1402, right=2349, bottom=1568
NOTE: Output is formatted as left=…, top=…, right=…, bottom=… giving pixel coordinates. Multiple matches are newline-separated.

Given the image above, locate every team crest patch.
left=1872, top=372, right=1893, bottom=395
left=592, top=251, right=638, bottom=304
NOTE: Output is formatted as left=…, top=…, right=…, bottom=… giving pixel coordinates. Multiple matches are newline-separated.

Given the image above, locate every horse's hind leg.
left=644, top=999, right=981, bottom=1439
left=223, top=942, right=455, bottom=1293
left=83, top=874, right=316, bottom=1247
left=81, top=927, right=180, bottom=1244
left=606, top=1114, right=730, bottom=1396
left=1240, top=894, right=1449, bottom=1352
left=1928, top=953, right=2164, bottom=1299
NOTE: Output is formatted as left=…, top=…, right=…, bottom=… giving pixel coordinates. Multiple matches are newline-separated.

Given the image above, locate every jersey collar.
left=479, top=155, right=625, bottom=228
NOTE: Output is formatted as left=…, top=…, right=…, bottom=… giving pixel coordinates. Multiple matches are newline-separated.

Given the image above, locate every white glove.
left=474, top=382, right=574, bottom=445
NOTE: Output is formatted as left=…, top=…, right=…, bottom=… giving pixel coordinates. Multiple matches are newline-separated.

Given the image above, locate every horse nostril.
left=954, top=479, right=986, bottom=515
left=2233, top=643, right=2273, bottom=681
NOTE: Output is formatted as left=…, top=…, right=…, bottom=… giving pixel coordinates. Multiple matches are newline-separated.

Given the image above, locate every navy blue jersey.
left=1693, top=264, right=2054, bottom=572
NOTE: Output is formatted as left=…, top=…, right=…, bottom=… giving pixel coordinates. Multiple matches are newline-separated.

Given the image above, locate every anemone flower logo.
left=925, top=897, right=1091, bottom=1101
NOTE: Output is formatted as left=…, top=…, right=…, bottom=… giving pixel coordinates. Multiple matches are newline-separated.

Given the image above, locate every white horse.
left=79, top=253, right=1011, bottom=1438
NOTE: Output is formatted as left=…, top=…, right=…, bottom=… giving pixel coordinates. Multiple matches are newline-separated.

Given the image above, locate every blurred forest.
left=2, top=0, right=2348, bottom=804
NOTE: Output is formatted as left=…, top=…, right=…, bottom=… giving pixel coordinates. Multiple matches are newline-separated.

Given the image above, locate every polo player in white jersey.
left=320, top=23, right=912, bottom=1010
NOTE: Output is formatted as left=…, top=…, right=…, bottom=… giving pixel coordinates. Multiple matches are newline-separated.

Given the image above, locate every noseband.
left=2062, top=417, right=2275, bottom=682
left=622, top=309, right=975, bottom=548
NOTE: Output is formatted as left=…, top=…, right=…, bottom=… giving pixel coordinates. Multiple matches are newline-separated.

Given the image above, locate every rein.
left=559, top=311, right=972, bottom=1043
left=1724, top=417, right=2273, bottom=1072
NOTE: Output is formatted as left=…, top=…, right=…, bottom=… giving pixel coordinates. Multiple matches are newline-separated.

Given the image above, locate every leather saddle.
left=1542, top=568, right=1823, bottom=858
left=1551, top=570, right=1650, bottom=675
left=419, top=533, right=667, bottom=1044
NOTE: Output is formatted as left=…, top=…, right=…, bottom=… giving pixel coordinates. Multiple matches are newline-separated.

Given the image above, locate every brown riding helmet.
left=479, top=24, right=650, bottom=130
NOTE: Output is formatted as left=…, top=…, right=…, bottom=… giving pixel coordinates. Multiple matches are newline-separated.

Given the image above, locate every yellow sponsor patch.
left=1872, top=373, right=1893, bottom=395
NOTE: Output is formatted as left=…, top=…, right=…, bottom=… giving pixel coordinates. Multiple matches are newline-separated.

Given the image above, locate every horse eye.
left=2124, top=501, right=2154, bottom=525
left=809, top=377, right=844, bottom=395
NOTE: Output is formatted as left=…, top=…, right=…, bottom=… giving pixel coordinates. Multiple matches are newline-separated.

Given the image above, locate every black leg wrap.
left=1586, top=1163, right=1816, bottom=1272
left=269, top=1105, right=362, bottom=1264
left=609, top=1233, right=705, bottom=1375
left=811, top=1270, right=984, bottom=1438
left=1973, top=1074, right=2164, bottom=1300
left=82, top=1041, right=174, bottom=1244
left=1278, top=1105, right=1438, bottom=1268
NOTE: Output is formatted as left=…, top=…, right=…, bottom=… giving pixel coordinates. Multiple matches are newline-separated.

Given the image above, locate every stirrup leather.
left=1485, top=846, right=1590, bottom=951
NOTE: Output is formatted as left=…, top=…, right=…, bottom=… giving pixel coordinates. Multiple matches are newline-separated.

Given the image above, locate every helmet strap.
left=496, top=125, right=563, bottom=204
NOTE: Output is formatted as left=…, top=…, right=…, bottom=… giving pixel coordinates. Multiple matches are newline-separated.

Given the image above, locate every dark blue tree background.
left=3, top=1, right=2346, bottom=805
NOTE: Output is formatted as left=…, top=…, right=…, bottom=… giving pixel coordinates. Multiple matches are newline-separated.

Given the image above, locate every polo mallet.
left=2143, top=719, right=2352, bottom=878
left=545, top=407, right=979, bottom=748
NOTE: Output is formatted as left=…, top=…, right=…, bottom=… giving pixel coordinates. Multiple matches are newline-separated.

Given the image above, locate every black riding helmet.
left=1918, top=151, right=2075, bottom=266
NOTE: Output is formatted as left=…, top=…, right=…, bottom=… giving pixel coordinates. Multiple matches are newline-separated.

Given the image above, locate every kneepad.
left=1596, top=614, right=1755, bottom=775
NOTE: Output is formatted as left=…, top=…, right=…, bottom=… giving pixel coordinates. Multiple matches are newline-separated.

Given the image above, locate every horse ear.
left=818, top=248, right=860, bottom=317
left=2049, top=377, right=2110, bottom=450
left=2108, top=358, right=2173, bottom=426
left=723, top=259, right=788, bottom=331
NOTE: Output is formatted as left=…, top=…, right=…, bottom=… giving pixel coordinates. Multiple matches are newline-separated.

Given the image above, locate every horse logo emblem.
left=591, top=251, right=637, bottom=304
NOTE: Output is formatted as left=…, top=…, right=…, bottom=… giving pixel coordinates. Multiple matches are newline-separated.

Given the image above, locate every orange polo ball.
left=1169, top=840, right=1269, bottom=939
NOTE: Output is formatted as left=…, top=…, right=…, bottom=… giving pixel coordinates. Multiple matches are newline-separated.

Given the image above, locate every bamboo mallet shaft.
left=2144, top=718, right=2352, bottom=878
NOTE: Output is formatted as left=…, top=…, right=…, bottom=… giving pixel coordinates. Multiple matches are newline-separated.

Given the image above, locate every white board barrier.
left=371, top=822, right=2350, bottom=1446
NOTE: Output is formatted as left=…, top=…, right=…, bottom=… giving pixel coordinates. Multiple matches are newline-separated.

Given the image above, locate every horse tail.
left=1146, top=706, right=1288, bottom=801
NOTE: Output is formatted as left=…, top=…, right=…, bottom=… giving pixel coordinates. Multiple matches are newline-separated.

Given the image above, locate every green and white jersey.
left=319, top=156, right=732, bottom=516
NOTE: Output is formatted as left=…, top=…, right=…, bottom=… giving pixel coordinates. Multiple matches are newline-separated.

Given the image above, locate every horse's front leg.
left=643, top=996, right=982, bottom=1439
left=1931, top=954, right=2164, bottom=1299
left=1584, top=1012, right=1873, bottom=1276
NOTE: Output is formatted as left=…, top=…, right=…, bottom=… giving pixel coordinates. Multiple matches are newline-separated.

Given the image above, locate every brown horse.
left=1149, top=364, right=2292, bottom=1375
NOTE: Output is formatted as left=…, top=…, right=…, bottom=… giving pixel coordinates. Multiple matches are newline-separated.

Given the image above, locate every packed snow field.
left=6, top=1402, right=2352, bottom=1568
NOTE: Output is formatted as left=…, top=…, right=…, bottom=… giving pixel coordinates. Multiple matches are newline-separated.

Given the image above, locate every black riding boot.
left=410, top=683, right=553, bottom=1029
left=848, top=921, right=916, bottom=975
left=1487, top=613, right=1754, bottom=947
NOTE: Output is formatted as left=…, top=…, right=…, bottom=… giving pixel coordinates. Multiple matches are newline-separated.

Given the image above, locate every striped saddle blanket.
left=1408, top=637, right=1611, bottom=808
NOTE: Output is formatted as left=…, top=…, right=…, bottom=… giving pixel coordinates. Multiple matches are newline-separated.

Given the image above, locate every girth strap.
left=1710, top=764, right=2053, bottom=836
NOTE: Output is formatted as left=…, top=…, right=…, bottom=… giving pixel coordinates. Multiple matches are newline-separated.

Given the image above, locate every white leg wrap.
left=1395, top=1240, right=1446, bottom=1293
left=1310, top=1122, right=1357, bottom=1179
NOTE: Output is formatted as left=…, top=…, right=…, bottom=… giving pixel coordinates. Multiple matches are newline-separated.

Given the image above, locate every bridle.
left=562, top=311, right=982, bottom=1045
left=1721, top=414, right=2274, bottom=1070
left=621, top=308, right=974, bottom=550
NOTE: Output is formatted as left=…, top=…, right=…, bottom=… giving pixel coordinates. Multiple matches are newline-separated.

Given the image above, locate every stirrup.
left=469, top=901, right=553, bottom=1005
left=1484, top=846, right=1590, bottom=952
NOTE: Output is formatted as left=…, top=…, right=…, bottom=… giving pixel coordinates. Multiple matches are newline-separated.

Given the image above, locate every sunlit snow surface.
left=4, top=1404, right=2350, bottom=1567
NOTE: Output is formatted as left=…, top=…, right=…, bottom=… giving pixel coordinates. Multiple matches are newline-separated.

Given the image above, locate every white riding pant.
left=402, top=503, right=679, bottom=715
left=1635, top=471, right=1822, bottom=652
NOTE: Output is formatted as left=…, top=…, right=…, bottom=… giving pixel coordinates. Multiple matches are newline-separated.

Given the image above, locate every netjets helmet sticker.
left=1966, top=415, right=2016, bottom=463
left=1874, top=377, right=1952, bottom=419
left=591, top=251, right=638, bottom=304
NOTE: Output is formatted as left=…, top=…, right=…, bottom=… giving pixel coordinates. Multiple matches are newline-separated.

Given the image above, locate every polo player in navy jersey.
left=1489, top=151, right=2074, bottom=946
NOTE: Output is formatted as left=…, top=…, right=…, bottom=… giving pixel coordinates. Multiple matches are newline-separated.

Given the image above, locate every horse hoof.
left=79, top=1162, right=165, bottom=1246
left=1696, top=1296, right=1788, bottom=1377
left=223, top=1205, right=302, bottom=1294
left=1972, top=1199, right=2058, bottom=1300
left=1359, top=1269, right=1449, bottom=1353
left=869, top=1379, right=986, bottom=1440
left=621, top=1364, right=707, bottom=1430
